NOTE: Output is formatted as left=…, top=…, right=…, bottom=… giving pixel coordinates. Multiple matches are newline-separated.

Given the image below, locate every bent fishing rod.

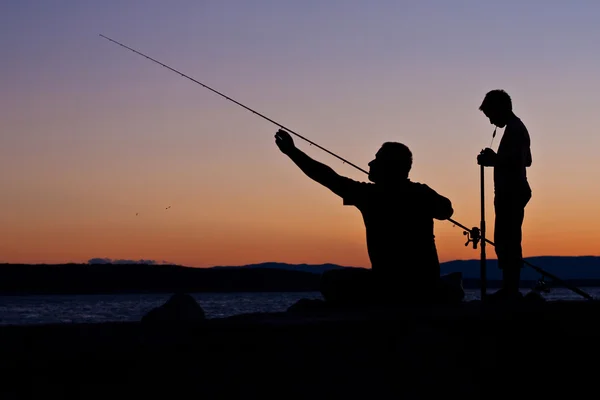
left=100, top=34, right=593, bottom=301
left=99, top=34, right=363, bottom=175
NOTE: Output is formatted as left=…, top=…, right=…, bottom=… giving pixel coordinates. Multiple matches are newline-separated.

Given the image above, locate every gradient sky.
left=2, top=1, right=600, bottom=267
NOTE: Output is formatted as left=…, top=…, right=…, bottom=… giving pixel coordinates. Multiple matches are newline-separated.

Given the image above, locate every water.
left=0, top=288, right=597, bottom=326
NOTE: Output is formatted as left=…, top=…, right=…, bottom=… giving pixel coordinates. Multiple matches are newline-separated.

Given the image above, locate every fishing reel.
left=463, top=227, right=481, bottom=249
left=533, top=276, right=551, bottom=294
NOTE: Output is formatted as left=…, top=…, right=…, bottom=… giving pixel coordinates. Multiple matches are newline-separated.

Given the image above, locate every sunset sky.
left=2, top=1, right=600, bottom=268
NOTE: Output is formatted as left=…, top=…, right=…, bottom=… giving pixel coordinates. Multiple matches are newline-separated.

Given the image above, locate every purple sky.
left=2, top=1, right=600, bottom=266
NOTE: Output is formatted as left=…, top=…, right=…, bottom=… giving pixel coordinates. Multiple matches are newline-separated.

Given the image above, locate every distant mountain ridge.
left=211, top=262, right=357, bottom=275
left=0, top=256, right=597, bottom=295
left=212, top=256, right=600, bottom=280
left=441, top=256, right=600, bottom=280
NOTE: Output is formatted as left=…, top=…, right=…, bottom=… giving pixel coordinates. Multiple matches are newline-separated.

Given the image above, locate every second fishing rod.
left=99, top=34, right=593, bottom=301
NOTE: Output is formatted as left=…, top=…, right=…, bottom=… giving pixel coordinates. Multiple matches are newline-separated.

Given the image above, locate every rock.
left=320, top=268, right=465, bottom=307
left=141, top=293, right=206, bottom=325
left=287, top=298, right=328, bottom=314
left=437, top=272, right=466, bottom=304
left=524, top=290, right=546, bottom=304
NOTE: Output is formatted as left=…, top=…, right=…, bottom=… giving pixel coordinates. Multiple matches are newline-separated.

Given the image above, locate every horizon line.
left=1, top=254, right=599, bottom=268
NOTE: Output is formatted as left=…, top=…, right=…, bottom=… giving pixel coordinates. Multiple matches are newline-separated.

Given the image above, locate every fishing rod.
left=454, top=218, right=593, bottom=301
left=99, top=34, right=364, bottom=175
left=100, top=34, right=593, bottom=301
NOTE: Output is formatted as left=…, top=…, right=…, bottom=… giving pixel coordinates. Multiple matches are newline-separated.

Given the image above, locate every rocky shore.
left=0, top=297, right=598, bottom=399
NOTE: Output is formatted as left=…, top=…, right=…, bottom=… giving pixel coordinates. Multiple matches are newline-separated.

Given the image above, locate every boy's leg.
left=494, top=193, right=530, bottom=295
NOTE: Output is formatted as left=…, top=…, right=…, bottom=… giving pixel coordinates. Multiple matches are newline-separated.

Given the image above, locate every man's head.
left=479, top=89, right=513, bottom=128
left=368, top=142, right=412, bottom=183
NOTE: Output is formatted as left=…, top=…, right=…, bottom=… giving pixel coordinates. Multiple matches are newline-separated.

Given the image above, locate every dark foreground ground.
left=0, top=300, right=598, bottom=399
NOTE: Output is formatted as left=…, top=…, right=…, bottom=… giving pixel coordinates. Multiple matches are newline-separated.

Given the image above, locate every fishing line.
left=100, top=34, right=593, bottom=300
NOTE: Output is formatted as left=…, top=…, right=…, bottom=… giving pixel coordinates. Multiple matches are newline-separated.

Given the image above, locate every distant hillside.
left=211, top=257, right=600, bottom=290
left=212, top=256, right=600, bottom=281
left=441, top=256, right=600, bottom=280
left=211, top=262, right=356, bottom=275
left=0, top=256, right=598, bottom=295
left=0, top=263, right=321, bottom=295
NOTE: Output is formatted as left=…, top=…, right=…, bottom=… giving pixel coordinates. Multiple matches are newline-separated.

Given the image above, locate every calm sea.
left=0, top=288, right=597, bottom=326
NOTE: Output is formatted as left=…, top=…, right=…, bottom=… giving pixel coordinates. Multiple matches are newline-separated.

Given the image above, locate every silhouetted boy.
left=275, top=129, right=462, bottom=305
left=477, top=90, right=532, bottom=301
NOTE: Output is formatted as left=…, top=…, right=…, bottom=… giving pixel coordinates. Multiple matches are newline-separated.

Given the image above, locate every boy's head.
left=479, top=89, right=513, bottom=128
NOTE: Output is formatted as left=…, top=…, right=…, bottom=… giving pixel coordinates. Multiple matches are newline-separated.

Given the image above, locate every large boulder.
left=287, top=298, right=328, bottom=314
left=319, top=268, right=466, bottom=307
left=141, top=293, right=206, bottom=325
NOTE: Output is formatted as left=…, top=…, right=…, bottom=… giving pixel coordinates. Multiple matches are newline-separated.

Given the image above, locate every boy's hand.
left=477, top=148, right=496, bottom=166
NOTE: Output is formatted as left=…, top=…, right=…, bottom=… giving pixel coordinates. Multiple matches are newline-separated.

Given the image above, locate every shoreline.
left=0, top=281, right=597, bottom=296
left=0, top=300, right=598, bottom=397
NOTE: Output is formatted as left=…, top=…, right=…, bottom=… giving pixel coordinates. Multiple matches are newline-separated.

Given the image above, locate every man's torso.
left=344, top=181, right=441, bottom=279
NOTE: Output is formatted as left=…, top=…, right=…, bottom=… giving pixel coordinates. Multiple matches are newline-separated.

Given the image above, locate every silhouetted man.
left=477, top=90, right=532, bottom=301
left=275, top=129, right=461, bottom=305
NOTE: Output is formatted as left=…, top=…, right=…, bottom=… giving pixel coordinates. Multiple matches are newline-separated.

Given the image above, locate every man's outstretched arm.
left=275, top=129, right=353, bottom=197
left=432, top=195, right=454, bottom=220
left=423, top=185, right=454, bottom=220
left=286, top=147, right=341, bottom=186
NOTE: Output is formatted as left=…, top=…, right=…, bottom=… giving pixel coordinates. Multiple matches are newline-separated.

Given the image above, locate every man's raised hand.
left=275, top=129, right=296, bottom=155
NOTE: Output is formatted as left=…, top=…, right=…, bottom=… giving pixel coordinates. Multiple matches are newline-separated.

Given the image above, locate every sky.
left=1, top=0, right=600, bottom=267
